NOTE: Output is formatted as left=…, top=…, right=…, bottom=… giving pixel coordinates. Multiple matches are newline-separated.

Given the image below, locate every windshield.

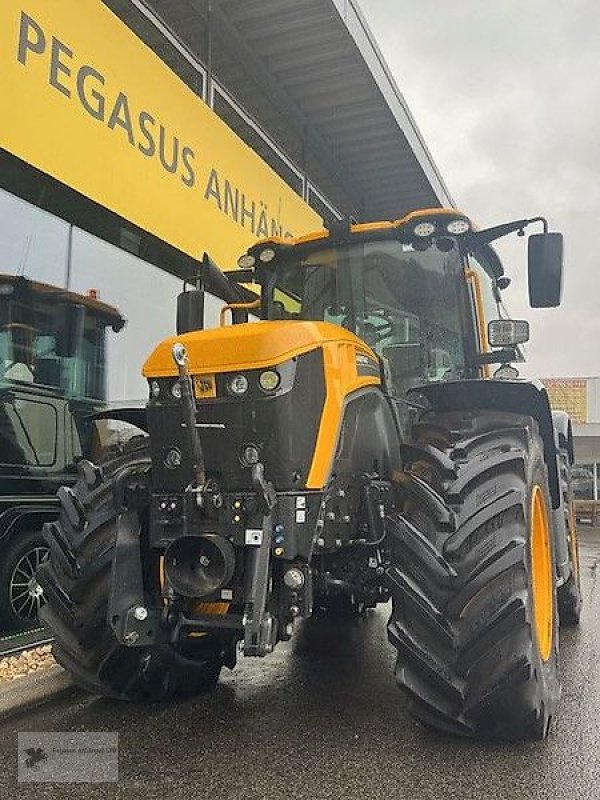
left=0, top=288, right=109, bottom=401
left=269, top=239, right=469, bottom=395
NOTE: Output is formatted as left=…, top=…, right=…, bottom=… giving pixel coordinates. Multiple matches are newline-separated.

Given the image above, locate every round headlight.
left=258, top=370, right=281, bottom=392
left=259, top=248, right=276, bottom=263
left=413, top=221, right=436, bottom=238
left=171, top=382, right=182, bottom=400
left=238, top=254, right=256, bottom=269
left=228, top=374, right=249, bottom=396
left=150, top=380, right=160, bottom=398
left=447, top=219, right=471, bottom=235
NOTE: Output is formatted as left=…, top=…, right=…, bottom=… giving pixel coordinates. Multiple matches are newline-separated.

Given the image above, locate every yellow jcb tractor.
left=39, top=209, right=580, bottom=740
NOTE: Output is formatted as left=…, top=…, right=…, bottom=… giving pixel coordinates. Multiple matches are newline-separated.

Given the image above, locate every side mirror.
left=488, top=319, right=530, bottom=347
left=528, top=232, right=563, bottom=307
left=177, top=287, right=205, bottom=334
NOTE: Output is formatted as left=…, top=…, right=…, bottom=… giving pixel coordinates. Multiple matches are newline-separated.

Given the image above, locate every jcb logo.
left=194, top=375, right=216, bottom=399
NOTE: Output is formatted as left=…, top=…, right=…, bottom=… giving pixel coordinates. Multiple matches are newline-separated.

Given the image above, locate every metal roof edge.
left=330, top=0, right=455, bottom=209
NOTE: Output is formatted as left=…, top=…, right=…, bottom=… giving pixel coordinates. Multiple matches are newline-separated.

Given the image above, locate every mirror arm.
left=472, top=216, right=549, bottom=246
left=475, top=348, right=518, bottom=366
left=526, top=216, right=549, bottom=234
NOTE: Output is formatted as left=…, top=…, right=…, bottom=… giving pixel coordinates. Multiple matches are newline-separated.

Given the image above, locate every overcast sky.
left=360, top=1, right=599, bottom=378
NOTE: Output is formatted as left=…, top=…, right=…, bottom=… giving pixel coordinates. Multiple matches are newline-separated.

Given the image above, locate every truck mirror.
left=528, top=232, right=563, bottom=307
left=56, top=303, right=86, bottom=357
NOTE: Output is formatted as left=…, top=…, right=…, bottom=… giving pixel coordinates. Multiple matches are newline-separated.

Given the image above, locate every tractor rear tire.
left=555, top=442, right=582, bottom=626
left=38, top=438, right=223, bottom=701
left=386, top=410, right=560, bottom=740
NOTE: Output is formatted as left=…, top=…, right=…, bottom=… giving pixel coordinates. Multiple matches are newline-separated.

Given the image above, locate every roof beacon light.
left=259, top=248, right=276, bottom=263
left=447, top=219, right=471, bottom=235
left=413, top=221, right=436, bottom=238
left=238, top=254, right=256, bottom=269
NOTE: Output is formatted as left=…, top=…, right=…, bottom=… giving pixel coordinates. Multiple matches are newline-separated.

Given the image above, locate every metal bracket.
left=242, top=463, right=277, bottom=657
left=108, top=510, right=161, bottom=646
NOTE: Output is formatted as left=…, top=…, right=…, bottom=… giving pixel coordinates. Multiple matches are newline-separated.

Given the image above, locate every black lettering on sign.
left=49, top=37, right=72, bottom=98
left=14, top=11, right=199, bottom=188
left=107, top=91, right=135, bottom=146
left=77, top=65, right=105, bottom=121
left=241, top=194, right=255, bottom=233
left=224, top=180, right=238, bottom=221
left=204, top=167, right=297, bottom=242
left=181, top=146, right=195, bottom=187
left=256, top=203, right=269, bottom=238
left=17, top=12, right=45, bottom=65
left=204, top=168, right=222, bottom=209
left=159, top=125, right=178, bottom=173
left=138, top=111, right=156, bottom=157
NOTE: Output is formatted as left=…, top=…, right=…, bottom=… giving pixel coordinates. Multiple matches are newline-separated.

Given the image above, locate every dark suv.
left=0, top=274, right=123, bottom=630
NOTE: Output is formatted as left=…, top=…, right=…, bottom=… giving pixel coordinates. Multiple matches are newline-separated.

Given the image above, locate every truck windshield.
left=269, top=238, right=468, bottom=395
left=0, top=286, right=109, bottom=401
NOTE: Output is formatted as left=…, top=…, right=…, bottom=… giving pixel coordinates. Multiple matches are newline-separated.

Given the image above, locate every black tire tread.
left=39, top=437, right=223, bottom=701
left=387, top=410, right=560, bottom=740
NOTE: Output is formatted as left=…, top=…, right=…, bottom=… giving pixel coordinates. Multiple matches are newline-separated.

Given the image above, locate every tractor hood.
left=142, top=320, right=376, bottom=378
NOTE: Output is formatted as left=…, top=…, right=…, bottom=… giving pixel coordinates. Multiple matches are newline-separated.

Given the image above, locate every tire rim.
left=530, top=486, right=553, bottom=661
left=9, top=546, right=49, bottom=622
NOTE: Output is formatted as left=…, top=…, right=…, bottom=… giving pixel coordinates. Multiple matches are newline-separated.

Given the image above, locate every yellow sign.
left=542, top=378, right=587, bottom=424
left=0, top=1, right=323, bottom=265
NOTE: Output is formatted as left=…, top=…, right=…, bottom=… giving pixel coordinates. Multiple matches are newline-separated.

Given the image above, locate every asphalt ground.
left=2, top=529, right=600, bottom=800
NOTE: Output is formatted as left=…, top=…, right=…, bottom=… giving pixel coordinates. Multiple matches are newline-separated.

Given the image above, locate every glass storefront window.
left=68, top=228, right=221, bottom=402
left=573, top=463, right=597, bottom=500
left=0, top=188, right=69, bottom=287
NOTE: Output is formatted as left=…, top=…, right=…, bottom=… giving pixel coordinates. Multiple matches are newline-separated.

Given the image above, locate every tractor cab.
left=230, top=209, right=563, bottom=396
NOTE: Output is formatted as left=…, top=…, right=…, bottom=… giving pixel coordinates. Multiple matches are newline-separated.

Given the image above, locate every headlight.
left=227, top=374, right=249, bottom=396
left=238, top=254, right=256, bottom=268
left=447, top=219, right=470, bottom=235
left=171, top=382, right=182, bottom=400
left=413, top=221, right=436, bottom=238
left=150, top=380, right=160, bottom=398
left=258, top=247, right=276, bottom=263
left=258, top=369, right=281, bottom=392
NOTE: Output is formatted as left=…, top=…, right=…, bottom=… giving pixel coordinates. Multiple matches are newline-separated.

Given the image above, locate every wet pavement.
left=2, top=529, right=600, bottom=799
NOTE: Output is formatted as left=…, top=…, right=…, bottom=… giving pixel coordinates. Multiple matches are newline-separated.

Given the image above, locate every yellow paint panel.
left=143, top=320, right=373, bottom=377
left=465, top=268, right=491, bottom=378
left=306, top=341, right=380, bottom=489
left=0, top=0, right=323, bottom=265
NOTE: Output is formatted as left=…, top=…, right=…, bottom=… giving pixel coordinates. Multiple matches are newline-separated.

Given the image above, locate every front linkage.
left=108, top=343, right=393, bottom=659
left=108, top=344, right=391, bottom=665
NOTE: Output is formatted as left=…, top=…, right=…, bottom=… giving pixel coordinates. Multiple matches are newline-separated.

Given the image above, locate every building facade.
left=543, top=377, right=600, bottom=500
left=0, top=0, right=452, bottom=403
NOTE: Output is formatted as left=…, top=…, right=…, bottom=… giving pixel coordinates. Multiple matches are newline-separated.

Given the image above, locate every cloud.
left=361, top=0, right=600, bottom=376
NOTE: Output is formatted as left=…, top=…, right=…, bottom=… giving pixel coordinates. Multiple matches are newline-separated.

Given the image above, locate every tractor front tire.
left=387, top=410, right=560, bottom=740
left=38, top=439, right=223, bottom=701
